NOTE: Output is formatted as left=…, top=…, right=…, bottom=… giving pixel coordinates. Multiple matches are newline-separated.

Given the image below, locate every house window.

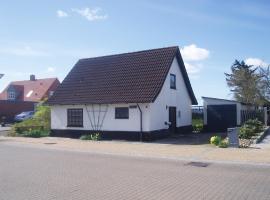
left=8, top=91, right=16, bottom=100
left=115, top=107, right=129, bottom=119
left=67, top=109, right=83, bottom=127
left=170, top=74, right=176, bottom=89
left=49, top=91, right=54, bottom=97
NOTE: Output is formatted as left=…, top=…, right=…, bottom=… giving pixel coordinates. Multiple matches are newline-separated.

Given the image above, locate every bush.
left=218, top=139, right=228, bottom=148
left=21, top=129, right=49, bottom=138
left=80, top=133, right=101, bottom=141
left=210, top=136, right=221, bottom=146
left=11, top=103, right=51, bottom=136
left=239, top=119, right=263, bottom=139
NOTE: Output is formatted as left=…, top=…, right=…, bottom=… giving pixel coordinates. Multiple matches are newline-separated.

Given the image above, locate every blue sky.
left=0, top=0, right=269, bottom=105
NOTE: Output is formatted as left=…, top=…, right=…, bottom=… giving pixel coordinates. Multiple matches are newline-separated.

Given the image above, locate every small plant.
left=80, top=133, right=101, bottom=141
left=218, top=139, right=228, bottom=148
left=210, top=136, right=221, bottom=146
left=21, top=129, right=50, bottom=138
left=193, top=123, right=203, bottom=133
left=239, top=118, right=263, bottom=139
left=91, top=133, right=100, bottom=141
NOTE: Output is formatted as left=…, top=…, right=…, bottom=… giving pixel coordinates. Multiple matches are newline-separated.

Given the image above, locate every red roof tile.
left=0, top=78, right=60, bottom=102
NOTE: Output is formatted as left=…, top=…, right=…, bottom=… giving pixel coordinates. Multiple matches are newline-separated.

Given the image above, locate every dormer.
left=6, top=85, right=23, bottom=101
left=7, top=85, right=17, bottom=100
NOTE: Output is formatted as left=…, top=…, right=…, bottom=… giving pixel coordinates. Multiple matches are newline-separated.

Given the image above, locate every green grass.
left=192, top=118, right=203, bottom=126
left=192, top=118, right=204, bottom=133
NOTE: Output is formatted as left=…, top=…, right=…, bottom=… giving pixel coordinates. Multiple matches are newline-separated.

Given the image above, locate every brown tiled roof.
left=48, top=46, right=197, bottom=105
left=0, top=78, right=60, bottom=102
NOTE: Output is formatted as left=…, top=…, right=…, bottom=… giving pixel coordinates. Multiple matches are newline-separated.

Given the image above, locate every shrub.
left=239, top=119, right=263, bottom=139
left=12, top=103, right=51, bottom=136
left=21, top=129, right=49, bottom=138
left=80, top=133, right=101, bottom=141
left=210, top=136, right=221, bottom=146
left=218, top=139, right=228, bottom=148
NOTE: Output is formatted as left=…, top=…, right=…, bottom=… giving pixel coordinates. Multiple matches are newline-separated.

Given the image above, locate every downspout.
left=137, top=103, right=143, bottom=141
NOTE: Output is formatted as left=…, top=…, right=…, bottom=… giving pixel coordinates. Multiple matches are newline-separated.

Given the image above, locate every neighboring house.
left=48, top=46, right=198, bottom=140
left=0, top=75, right=60, bottom=102
left=202, top=97, right=258, bottom=132
left=0, top=75, right=60, bottom=122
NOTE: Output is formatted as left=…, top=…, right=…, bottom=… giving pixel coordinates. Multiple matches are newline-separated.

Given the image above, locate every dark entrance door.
left=207, top=104, right=237, bottom=132
left=169, top=107, right=177, bottom=134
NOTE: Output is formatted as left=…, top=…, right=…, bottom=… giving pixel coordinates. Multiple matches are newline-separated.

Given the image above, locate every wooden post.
left=264, top=107, right=268, bottom=126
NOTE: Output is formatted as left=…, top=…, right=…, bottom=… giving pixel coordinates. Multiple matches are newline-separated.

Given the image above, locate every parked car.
left=14, top=111, right=35, bottom=122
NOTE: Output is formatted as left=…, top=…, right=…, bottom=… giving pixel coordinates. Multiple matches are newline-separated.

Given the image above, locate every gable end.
left=152, top=48, right=198, bottom=105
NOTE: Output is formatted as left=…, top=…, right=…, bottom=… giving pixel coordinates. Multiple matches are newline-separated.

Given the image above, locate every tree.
left=258, top=66, right=270, bottom=105
left=225, top=60, right=262, bottom=105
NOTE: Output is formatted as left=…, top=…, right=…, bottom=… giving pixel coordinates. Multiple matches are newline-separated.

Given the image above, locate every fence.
left=192, top=106, right=204, bottom=121
left=240, top=109, right=265, bottom=125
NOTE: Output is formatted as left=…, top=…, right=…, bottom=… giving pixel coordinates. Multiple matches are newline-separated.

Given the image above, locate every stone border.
left=255, top=127, right=270, bottom=144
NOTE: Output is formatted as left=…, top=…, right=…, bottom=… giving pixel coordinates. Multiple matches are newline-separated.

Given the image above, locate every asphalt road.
left=0, top=143, right=270, bottom=200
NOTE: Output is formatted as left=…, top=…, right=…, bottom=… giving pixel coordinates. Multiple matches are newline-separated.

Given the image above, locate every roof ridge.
left=11, top=77, right=58, bottom=83
left=79, top=46, right=179, bottom=61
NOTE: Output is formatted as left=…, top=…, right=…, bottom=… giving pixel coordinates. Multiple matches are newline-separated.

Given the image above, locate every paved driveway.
left=0, top=143, right=270, bottom=200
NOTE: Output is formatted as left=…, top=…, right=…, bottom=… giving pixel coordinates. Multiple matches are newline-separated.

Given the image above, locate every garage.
left=207, top=104, right=237, bottom=131
left=202, top=97, right=256, bottom=132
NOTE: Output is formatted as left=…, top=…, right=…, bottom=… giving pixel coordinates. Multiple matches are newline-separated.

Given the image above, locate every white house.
left=48, top=46, right=198, bottom=140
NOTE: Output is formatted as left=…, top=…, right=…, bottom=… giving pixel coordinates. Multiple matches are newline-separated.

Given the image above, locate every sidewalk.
left=0, top=126, right=11, bottom=136
left=1, top=136, right=270, bottom=165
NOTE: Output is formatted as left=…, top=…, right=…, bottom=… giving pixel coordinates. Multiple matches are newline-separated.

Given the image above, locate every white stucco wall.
left=148, top=57, right=192, bottom=131
left=51, top=103, right=150, bottom=132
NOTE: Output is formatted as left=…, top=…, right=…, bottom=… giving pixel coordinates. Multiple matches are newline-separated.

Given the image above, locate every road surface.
left=0, top=143, right=270, bottom=200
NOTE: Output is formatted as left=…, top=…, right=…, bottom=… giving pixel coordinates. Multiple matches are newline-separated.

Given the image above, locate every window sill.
left=67, top=125, right=84, bottom=128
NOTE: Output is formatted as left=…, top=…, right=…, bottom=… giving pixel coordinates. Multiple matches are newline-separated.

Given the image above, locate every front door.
left=169, top=107, right=177, bottom=134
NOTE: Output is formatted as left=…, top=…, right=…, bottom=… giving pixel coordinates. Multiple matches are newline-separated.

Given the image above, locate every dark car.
left=14, top=111, right=35, bottom=122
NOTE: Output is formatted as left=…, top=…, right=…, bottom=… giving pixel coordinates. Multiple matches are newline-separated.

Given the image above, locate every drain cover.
left=43, top=142, right=57, bottom=145
left=185, top=162, right=210, bottom=167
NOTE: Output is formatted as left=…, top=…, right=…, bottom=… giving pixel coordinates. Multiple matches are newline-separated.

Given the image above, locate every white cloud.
left=0, top=45, right=48, bottom=57
left=47, top=67, right=55, bottom=72
left=185, top=62, right=202, bottom=74
left=57, top=10, right=68, bottom=18
left=72, top=7, right=108, bottom=21
left=245, top=57, right=268, bottom=67
left=180, top=44, right=209, bottom=78
left=180, top=44, right=209, bottom=61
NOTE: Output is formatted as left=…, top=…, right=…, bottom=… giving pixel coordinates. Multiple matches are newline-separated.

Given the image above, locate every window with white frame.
left=8, top=91, right=16, bottom=100
left=67, top=109, right=83, bottom=127
left=170, top=74, right=176, bottom=89
left=115, top=107, right=129, bottom=119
